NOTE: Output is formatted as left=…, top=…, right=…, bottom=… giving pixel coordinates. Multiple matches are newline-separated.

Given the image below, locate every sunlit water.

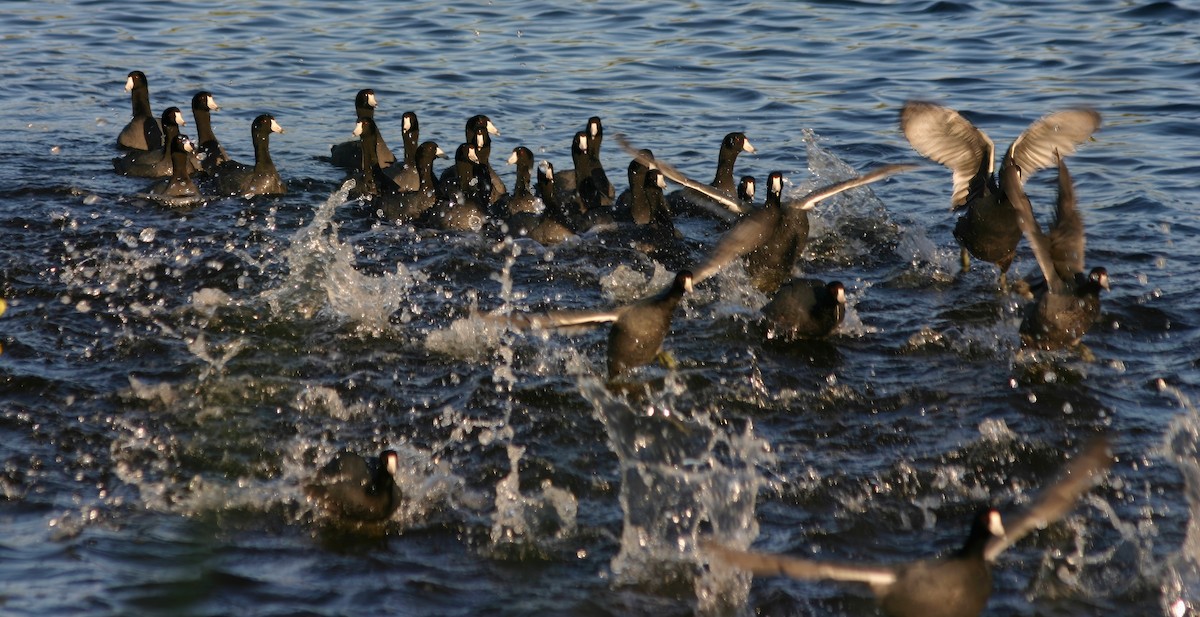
left=2, top=1, right=1199, bottom=615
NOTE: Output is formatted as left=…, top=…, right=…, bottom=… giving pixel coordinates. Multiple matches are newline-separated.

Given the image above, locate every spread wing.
left=1002, top=155, right=1065, bottom=294
left=704, top=540, right=897, bottom=587
left=786, top=163, right=918, bottom=211
left=615, top=134, right=742, bottom=220
left=984, top=436, right=1113, bottom=562
left=691, top=208, right=775, bottom=284
left=1047, top=153, right=1085, bottom=279
left=477, top=308, right=626, bottom=333
left=1007, top=108, right=1101, bottom=183
left=900, top=101, right=994, bottom=209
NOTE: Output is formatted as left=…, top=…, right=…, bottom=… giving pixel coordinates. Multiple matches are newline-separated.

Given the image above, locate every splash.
left=1159, top=382, right=1200, bottom=615
left=262, top=180, right=424, bottom=333
left=489, top=444, right=579, bottom=556
left=580, top=376, right=770, bottom=613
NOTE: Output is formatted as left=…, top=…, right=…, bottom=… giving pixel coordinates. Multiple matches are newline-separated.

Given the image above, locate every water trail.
left=580, top=376, right=770, bottom=613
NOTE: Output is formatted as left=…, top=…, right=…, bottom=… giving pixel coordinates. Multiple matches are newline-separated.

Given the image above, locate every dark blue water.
left=2, top=1, right=1199, bottom=615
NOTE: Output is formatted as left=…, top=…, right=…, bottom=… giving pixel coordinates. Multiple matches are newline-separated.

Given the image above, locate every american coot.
left=706, top=437, right=1112, bottom=617
left=205, top=114, right=286, bottom=198
left=525, top=160, right=578, bottom=246
left=190, top=91, right=228, bottom=174
left=349, top=118, right=384, bottom=198
left=495, top=146, right=541, bottom=234
left=141, top=134, right=203, bottom=208
left=563, top=130, right=616, bottom=231
left=306, top=449, right=404, bottom=522
left=498, top=271, right=694, bottom=379
left=585, top=116, right=615, bottom=205
left=376, top=140, right=448, bottom=223
left=666, top=132, right=756, bottom=216
left=736, top=175, right=756, bottom=212
left=688, top=165, right=916, bottom=291
left=900, top=101, right=1101, bottom=290
left=112, top=107, right=196, bottom=178
left=383, top=111, right=421, bottom=191
left=614, top=148, right=655, bottom=218
left=439, top=115, right=504, bottom=202
left=1003, top=153, right=1109, bottom=350
left=761, top=279, right=846, bottom=339
left=424, top=138, right=491, bottom=232
left=117, top=70, right=163, bottom=151
left=329, top=89, right=396, bottom=170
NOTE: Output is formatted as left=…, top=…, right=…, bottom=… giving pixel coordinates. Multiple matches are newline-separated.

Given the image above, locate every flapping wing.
left=691, top=209, right=775, bottom=284
left=1002, top=155, right=1065, bottom=294
left=1047, top=153, right=1086, bottom=278
left=478, top=308, right=625, bottom=332
left=786, top=163, right=919, bottom=211
left=900, top=101, right=995, bottom=209
left=984, top=436, right=1113, bottom=562
left=1007, top=109, right=1101, bottom=183
left=615, top=134, right=743, bottom=219
left=704, top=540, right=897, bottom=587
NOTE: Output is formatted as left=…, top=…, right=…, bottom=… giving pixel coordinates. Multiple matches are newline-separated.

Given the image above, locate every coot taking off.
left=495, top=271, right=694, bottom=379
left=900, top=101, right=1101, bottom=289
left=706, top=437, right=1112, bottom=617
left=1003, top=153, right=1109, bottom=350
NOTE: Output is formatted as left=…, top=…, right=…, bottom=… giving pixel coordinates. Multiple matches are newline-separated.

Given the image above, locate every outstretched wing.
left=1003, top=155, right=1065, bottom=294
left=984, top=436, right=1113, bottom=562
left=900, top=101, right=995, bottom=209
left=1006, top=108, right=1101, bottom=183
left=786, top=163, right=918, bottom=211
left=615, top=134, right=743, bottom=219
left=704, top=540, right=897, bottom=587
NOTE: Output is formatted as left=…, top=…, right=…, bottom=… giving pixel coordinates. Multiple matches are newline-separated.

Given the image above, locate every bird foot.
left=656, top=351, right=678, bottom=370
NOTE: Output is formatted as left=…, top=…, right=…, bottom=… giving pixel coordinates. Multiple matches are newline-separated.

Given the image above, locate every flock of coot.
left=110, top=69, right=1113, bottom=617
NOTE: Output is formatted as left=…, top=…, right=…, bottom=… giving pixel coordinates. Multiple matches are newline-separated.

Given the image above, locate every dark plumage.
left=1004, top=153, right=1109, bottom=349
left=585, top=116, right=615, bottom=205
left=113, top=107, right=196, bottom=178
left=205, top=113, right=286, bottom=197
left=306, top=450, right=404, bottom=521
left=498, top=271, right=694, bottom=379
left=375, top=140, right=448, bottom=223
left=736, top=175, right=756, bottom=211
left=424, top=139, right=491, bottom=232
left=666, top=131, right=756, bottom=216
left=707, top=437, right=1112, bottom=617
left=614, top=148, right=655, bottom=219
left=558, top=130, right=613, bottom=229
left=689, top=165, right=916, bottom=292
left=900, top=101, right=1101, bottom=289
left=117, top=70, right=163, bottom=151
left=141, top=134, right=203, bottom=207
left=329, top=89, right=396, bottom=170
left=761, top=279, right=846, bottom=339
left=191, top=91, right=228, bottom=173
left=496, top=146, right=541, bottom=234
left=525, top=160, right=577, bottom=246
left=383, top=111, right=421, bottom=191
left=439, top=115, right=504, bottom=203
